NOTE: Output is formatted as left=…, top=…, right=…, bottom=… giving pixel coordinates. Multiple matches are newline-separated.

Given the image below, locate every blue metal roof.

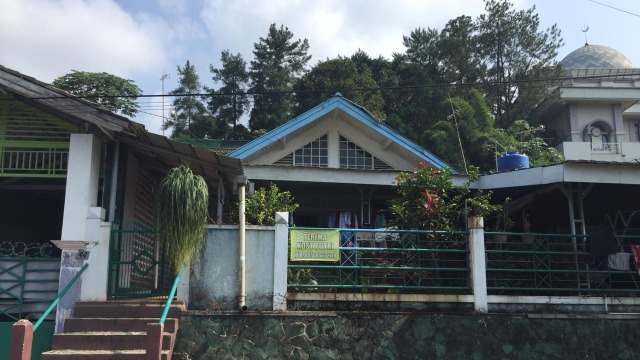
left=228, top=94, right=454, bottom=172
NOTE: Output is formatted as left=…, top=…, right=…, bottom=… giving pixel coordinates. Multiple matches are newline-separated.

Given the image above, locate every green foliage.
left=249, top=24, right=311, bottom=132
left=155, top=164, right=209, bottom=273
left=245, top=183, right=299, bottom=225
left=208, top=50, right=250, bottom=138
left=389, top=164, right=500, bottom=231
left=495, top=120, right=564, bottom=167
left=294, top=57, right=386, bottom=120
left=477, top=0, right=564, bottom=127
left=52, top=70, right=142, bottom=116
left=389, top=165, right=466, bottom=230
left=165, top=61, right=217, bottom=139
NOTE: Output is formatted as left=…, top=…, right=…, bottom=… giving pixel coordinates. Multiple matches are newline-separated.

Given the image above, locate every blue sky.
left=1, top=0, right=639, bottom=134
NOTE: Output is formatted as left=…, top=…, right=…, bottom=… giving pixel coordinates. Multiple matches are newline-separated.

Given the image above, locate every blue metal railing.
left=33, top=263, right=88, bottom=331
left=288, top=228, right=471, bottom=294
left=159, top=265, right=183, bottom=325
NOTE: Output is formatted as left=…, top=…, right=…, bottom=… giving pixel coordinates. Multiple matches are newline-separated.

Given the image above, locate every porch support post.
left=56, top=134, right=102, bottom=333
left=469, top=216, right=488, bottom=313
left=273, top=212, right=289, bottom=311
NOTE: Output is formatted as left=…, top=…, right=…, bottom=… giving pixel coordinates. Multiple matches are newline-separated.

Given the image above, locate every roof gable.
left=229, top=94, right=452, bottom=171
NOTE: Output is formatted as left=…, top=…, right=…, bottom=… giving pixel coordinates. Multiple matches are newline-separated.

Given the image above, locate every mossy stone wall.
left=174, top=312, right=639, bottom=359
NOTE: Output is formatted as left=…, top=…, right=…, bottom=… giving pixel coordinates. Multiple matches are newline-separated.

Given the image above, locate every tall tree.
left=249, top=24, right=311, bottom=132
left=208, top=50, right=250, bottom=139
left=438, top=16, right=486, bottom=85
left=165, top=61, right=215, bottom=138
left=294, top=57, right=385, bottom=120
left=390, top=28, right=450, bottom=144
left=52, top=70, right=142, bottom=117
left=477, top=0, right=563, bottom=127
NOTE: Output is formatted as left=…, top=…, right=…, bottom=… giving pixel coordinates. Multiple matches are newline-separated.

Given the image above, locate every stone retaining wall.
left=174, top=312, right=639, bottom=359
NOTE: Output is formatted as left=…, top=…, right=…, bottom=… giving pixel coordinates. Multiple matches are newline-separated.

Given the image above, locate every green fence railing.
left=485, top=232, right=640, bottom=296
left=0, top=255, right=60, bottom=322
left=288, top=228, right=470, bottom=294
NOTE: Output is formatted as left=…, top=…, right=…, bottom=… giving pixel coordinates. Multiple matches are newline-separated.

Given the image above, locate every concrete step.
left=64, top=317, right=178, bottom=333
left=73, top=300, right=185, bottom=319
left=41, top=349, right=171, bottom=360
left=51, top=331, right=174, bottom=351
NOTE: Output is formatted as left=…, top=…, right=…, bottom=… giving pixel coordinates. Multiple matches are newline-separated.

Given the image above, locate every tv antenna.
left=581, top=25, right=589, bottom=46
left=446, top=92, right=468, bottom=174
left=160, top=73, right=169, bottom=136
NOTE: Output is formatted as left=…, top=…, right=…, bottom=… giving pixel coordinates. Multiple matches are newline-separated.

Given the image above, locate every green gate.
left=107, top=222, right=172, bottom=299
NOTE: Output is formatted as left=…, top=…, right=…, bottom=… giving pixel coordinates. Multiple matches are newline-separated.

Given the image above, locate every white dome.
left=560, top=44, right=633, bottom=69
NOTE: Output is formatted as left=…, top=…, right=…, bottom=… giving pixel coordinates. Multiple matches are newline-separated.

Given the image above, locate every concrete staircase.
left=41, top=300, right=185, bottom=360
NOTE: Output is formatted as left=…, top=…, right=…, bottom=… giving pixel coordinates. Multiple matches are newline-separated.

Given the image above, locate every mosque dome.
left=560, top=44, right=633, bottom=69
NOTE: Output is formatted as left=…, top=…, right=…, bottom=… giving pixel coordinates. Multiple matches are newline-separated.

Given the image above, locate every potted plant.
left=494, top=198, right=514, bottom=242
left=155, top=163, right=209, bottom=273
left=521, top=211, right=534, bottom=243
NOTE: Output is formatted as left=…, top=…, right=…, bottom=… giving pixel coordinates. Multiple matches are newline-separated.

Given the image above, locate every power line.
left=16, top=71, right=640, bottom=102
left=588, top=0, right=640, bottom=18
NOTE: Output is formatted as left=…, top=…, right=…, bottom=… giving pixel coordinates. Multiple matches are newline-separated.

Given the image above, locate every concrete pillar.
left=61, top=134, right=101, bottom=239
left=469, top=216, right=488, bottom=313
left=9, top=319, right=33, bottom=360
left=613, top=104, right=626, bottom=142
left=80, top=207, right=110, bottom=301
left=146, top=323, right=164, bottom=360
left=273, top=212, right=289, bottom=311
left=56, top=134, right=102, bottom=333
left=569, top=104, right=582, bottom=142
left=176, top=263, right=191, bottom=307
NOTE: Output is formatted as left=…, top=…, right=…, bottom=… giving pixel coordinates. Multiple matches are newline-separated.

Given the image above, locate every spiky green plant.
left=155, top=164, right=209, bottom=273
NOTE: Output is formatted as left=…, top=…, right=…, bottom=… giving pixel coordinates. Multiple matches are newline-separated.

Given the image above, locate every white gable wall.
left=244, top=110, right=421, bottom=171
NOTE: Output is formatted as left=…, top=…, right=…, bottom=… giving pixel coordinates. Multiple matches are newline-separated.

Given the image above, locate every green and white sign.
left=290, top=229, right=339, bottom=262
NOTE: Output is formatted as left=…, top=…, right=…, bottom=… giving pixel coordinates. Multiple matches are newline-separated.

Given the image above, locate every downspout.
left=237, top=176, right=247, bottom=311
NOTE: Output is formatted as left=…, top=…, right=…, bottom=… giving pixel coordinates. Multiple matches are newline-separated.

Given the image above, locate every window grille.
left=340, top=136, right=373, bottom=169
left=294, top=135, right=328, bottom=167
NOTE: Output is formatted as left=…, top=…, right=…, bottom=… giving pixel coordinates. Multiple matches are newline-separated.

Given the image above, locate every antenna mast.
left=447, top=93, right=468, bottom=174
left=161, top=73, right=169, bottom=136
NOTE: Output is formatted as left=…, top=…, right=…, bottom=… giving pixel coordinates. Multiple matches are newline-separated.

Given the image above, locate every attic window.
left=340, top=136, right=373, bottom=169
left=294, top=135, right=328, bottom=167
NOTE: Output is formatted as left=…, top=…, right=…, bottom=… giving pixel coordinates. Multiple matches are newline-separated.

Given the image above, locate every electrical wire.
left=11, top=71, right=640, bottom=102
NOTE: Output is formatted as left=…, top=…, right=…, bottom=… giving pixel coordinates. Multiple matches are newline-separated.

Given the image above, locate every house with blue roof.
left=229, top=93, right=452, bottom=227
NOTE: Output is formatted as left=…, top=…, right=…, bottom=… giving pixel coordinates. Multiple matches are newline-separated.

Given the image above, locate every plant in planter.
left=155, top=163, right=209, bottom=273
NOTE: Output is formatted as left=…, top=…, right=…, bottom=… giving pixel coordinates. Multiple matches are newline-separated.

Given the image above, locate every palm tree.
left=155, top=164, right=209, bottom=273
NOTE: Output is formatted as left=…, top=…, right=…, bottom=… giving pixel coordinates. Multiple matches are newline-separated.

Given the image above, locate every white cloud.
left=201, top=0, right=488, bottom=67
left=0, top=0, right=168, bottom=82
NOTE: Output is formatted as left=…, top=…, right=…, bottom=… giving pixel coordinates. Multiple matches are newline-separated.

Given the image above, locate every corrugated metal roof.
left=0, top=65, right=244, bottom=189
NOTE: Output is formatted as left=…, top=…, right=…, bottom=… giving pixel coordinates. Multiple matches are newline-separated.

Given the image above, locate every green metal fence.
left=288, top=228, right=471, bottom=294
left=0, top=249, right=59, bottom=322
left=107, top=222, right=171, bottom=299
left=485, top=232, right=640, bottom=296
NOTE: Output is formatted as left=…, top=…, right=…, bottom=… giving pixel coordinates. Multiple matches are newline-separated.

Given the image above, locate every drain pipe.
left=237, top=176, right=247, bottom=311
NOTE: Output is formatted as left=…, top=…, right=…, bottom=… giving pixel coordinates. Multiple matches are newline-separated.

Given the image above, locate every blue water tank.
left=497, top=152, right=530, bottom=172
